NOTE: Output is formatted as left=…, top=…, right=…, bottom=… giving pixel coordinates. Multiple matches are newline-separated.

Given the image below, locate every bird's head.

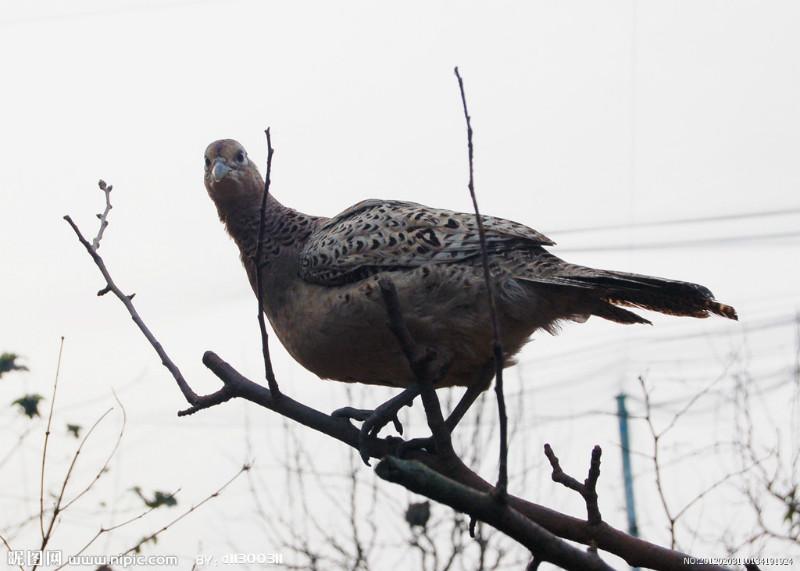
left=203, top=139, right=263, bottom=207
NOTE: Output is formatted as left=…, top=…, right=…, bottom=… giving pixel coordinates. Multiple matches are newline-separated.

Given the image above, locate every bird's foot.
left=332, top=404, right=404, bottom=436
left=332, top=385, right=421, bottom=465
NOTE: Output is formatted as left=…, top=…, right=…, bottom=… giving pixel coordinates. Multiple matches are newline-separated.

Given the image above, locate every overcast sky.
left=1, top=1, right=799, bottom=569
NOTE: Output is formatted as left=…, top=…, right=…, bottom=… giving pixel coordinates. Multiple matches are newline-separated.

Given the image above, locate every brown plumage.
left=204, top=139, right=737, bottom=390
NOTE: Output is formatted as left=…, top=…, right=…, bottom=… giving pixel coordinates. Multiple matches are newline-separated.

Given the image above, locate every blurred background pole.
left=617, top=392, right=641, bottom=570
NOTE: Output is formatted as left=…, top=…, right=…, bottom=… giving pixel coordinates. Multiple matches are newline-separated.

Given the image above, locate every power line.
left=506, top=316, right=795, bottom=401
left=557, top=230, right=800, bottom=253
left=548, top=206, right=800, bottom=235
left=653, top=315, right=793, bottom=343
left=517, top=311, right=787, bottom=373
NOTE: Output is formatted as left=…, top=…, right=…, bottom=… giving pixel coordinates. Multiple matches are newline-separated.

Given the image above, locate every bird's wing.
left=299, top=199, right=555, bottom=285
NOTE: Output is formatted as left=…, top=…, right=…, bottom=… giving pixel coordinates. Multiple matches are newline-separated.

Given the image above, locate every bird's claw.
left=332, top=406, right=404, bottom=436
left=332, top=385, right=421, bottom=465
left=332, top=404, right=406, bottom=466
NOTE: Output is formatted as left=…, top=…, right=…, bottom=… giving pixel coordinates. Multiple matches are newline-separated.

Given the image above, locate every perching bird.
left=204, top=139, right=737, bottom=432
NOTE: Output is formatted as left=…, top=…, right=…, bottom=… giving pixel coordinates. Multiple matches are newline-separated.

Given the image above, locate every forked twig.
left=544, top=444, right=603, bottom=526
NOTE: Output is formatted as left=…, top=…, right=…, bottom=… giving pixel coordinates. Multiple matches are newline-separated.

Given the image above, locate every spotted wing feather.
left=299, top=199, right=554, bottom=285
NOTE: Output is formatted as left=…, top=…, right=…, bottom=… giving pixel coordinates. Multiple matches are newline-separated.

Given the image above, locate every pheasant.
left=204, top=139, right=737, bottom=449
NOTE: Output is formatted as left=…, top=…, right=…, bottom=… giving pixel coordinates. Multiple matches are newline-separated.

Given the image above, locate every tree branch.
left=63, top=209, right=200, bottom=406
left=375, top=456, right=614, bottom=571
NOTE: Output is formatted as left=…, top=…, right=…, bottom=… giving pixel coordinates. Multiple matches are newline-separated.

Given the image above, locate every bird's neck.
left=218, top=193, right=321, bottom=265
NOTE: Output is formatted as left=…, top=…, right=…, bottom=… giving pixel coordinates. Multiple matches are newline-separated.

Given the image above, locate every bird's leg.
left=332, top=384, right=422, bottom=463
left=335, top=372, right=463, bottom=463
left=444, top=362, right=495, bottom=430
left=396, top=366, right=494, bottom=457
left=444, top=382, right=487, bottom=432
left=377, top=277, right=456, bottom=464
left=394, top=386, right=488, bottom=457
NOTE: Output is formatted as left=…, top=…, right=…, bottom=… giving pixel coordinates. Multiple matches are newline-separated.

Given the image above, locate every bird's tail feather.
left=517, top=265, right=738, bottom=323
left=571, top=268, right=738, bottom=322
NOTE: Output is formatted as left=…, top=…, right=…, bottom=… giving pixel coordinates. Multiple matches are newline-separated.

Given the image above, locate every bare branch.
left=375, top=457, right=614, bottom=571
left=63, top=212, right=201, bottom=406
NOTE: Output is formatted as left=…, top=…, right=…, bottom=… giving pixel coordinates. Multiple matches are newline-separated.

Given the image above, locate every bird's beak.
left=211, top=158, right=231, bottom=183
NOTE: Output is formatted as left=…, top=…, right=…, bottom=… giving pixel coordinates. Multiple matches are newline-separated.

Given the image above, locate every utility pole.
left=616, top=393, right=640, bottom=548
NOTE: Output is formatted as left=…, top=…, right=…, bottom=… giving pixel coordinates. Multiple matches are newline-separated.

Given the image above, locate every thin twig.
left=0, top=425, right=35, bottom=471
left=58, top=488, right=181, bottom=569
left=120, top=464, right=250, bottom=556
left=92, top=180, right=113, bottom=249
left=254, top=128, right=280, bottom=396
left=0, top=532, right=24, bottom=571
left=34, top=407, right=114, bottom=570
left=39, top=336, right=65, bottom=540
left=61, top=391, right=127, bottom=511
left=638, top=375, right=676, bottom=547
left=454, top=66, right=508, bottom=501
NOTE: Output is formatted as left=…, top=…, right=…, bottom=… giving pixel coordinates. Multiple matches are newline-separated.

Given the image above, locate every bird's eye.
left=204, top=157, right=211, bottom=168
left=235, top=150, right=246, bottom=164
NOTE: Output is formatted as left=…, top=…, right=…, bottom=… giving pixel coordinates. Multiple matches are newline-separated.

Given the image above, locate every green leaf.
left=66, top=423, right=82, bottom=438
left=132, top=487, right=178, bottom=509
left=12, top=394, right=44, bottom=418
left=0, top=353, right=28, bottom=378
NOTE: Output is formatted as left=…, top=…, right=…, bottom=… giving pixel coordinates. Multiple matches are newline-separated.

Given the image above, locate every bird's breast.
left=261, top=265, right=542, bottom=389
